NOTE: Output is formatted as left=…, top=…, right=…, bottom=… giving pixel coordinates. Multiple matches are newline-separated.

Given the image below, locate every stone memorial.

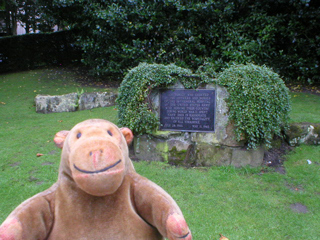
left=133, top=82, right=265, bottom=167
left=118, top=63, right=292, bottom=168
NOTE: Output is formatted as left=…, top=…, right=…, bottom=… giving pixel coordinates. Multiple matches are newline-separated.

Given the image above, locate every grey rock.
left=194, top=143, right=232, bottom=166
left=286, top=122, right=320, bottom=146
left=133, top=134, right=167, bottom=162
left=35, top=93, right=78, bottom=114
left=35, top=91, right=118, bottom=114
left=231, top=146, right=265, bottom=167
left=79, top=92, right=117, bottom=110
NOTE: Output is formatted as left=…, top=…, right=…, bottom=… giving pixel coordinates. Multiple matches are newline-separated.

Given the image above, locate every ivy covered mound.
left=217, top=64, right=291, bottom=149
left=117, top=63, right=290, bottom=149
left=117, top=63, right=202, bottom=135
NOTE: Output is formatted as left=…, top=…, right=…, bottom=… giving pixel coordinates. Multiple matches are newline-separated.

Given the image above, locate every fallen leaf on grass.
left=36, top=153, right=44, bottom=157
left=0, top=102, right=5, bottom=104
left=219, top=234, right=229, bottom=240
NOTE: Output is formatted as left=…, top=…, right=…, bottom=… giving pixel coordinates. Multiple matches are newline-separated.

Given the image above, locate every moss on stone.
left=286, top=123, right=303, bottom=140
left=155, top=141, right=169, bottom=163
left=151, top=130, right=182, bottom=139
left=168, top=146, right=188, bottom=166
left=313, top=124, right=320, bottom=135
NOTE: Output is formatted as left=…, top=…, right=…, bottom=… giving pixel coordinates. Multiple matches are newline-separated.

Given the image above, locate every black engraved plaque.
left=160, top=89, right=215, bottom=132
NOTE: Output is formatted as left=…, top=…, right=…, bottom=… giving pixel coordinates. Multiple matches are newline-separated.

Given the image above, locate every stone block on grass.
left=78, top=92, right=117, bottom=110
left=35, top=91, right=118, bottom=113
left=35, top=93, right=78, bottom=114
left=286, top=122, right=320, bottom=146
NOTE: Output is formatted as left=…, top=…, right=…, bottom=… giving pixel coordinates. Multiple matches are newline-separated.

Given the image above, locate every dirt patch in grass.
left=41, top=161, right=54, bottom=166
left=263, top=141, right=293, bottom=168
left=285, top=181, right=304, bottom=192
left=274, top=166, right=286, bottom=175
left=48, top=150, right=58, bottom=155
left=28, top=176, right=39, bottom=182
left=290, top=203, right=309, bottom=213
left=9, top=162, right=21, bottom=167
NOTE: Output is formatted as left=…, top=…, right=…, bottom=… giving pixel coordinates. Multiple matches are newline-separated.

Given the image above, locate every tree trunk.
left=5, top=1, right=12, bottom=35
left=11, top=9, right=17, bottom=35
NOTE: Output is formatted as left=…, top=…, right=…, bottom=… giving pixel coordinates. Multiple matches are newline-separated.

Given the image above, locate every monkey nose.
left=89, top=149, right=104, bottom=169
left=89, top=149, right=103, bottom=156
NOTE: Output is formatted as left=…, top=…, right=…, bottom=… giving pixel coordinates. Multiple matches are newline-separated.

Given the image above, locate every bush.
left=117, top=63, right=200, bottom=135
left=54, top=0, right=320, bottom=84
left=118, top=63, right=291, bottom=149
left=217, top=63, right=291, bottom=148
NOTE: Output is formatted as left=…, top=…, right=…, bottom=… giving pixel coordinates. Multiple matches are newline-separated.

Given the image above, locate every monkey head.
left=54, top=119, right=134, bottom=197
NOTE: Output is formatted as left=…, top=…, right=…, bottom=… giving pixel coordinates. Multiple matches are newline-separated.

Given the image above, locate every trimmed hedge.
left=55, top=0, right=320, bottom=84
left=0, top=30, right=82, bottom=73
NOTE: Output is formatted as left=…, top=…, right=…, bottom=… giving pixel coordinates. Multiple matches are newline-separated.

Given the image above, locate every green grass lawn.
left=289, top=92, right=320, bottom=123
left=1, top=68, right=320, bottom=239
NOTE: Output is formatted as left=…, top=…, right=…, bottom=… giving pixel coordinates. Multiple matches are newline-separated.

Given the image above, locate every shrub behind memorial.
left=53, top=0, right=319, bottom=84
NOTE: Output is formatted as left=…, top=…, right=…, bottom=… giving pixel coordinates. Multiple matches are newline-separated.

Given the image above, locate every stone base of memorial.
left=133, top=83, right=265, bottom=167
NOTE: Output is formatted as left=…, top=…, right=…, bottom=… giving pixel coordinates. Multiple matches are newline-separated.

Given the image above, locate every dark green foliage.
left=117, top=63, right=199, bottom=135
left=1, top=0, right=61, bottom=36
left=53, top=0, right=319, bottom=84
left=0, top=30, right=82, bottom=73
left=217, top=63, right=291, bottom=148
left=118, top=63, right=291, bottom=149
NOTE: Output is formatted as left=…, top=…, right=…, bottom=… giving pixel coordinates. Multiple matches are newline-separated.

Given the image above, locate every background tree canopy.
left=1, top=0, right=319, bottom=84
left=50, top=0, right=319, bottom=84
left=0, top=0, right=60, bottom=35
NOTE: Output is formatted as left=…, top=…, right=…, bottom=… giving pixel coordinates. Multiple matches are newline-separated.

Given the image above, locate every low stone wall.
left=134, top=131, right=265, bottom=167
left=35, top=91, right=117, bottom=114
left=134, top=121, right=319, bottom=167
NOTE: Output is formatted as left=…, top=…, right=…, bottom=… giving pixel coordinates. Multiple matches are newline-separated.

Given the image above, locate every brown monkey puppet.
left=0, top=119, right=192, bottom=240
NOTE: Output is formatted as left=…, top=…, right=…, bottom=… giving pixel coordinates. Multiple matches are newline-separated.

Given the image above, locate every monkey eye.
left=107, top=130, right=113, bottom=136
left=76, top=132, right=82, bottom=139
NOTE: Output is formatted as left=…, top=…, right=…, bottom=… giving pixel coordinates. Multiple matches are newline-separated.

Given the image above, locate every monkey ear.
left=120, top=127, right=134, bottom=145
left=54, top=130, right=70, bottom=149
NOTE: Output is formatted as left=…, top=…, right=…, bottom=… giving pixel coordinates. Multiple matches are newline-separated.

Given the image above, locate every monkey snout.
left=89, top=149, right=103, bottom=156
